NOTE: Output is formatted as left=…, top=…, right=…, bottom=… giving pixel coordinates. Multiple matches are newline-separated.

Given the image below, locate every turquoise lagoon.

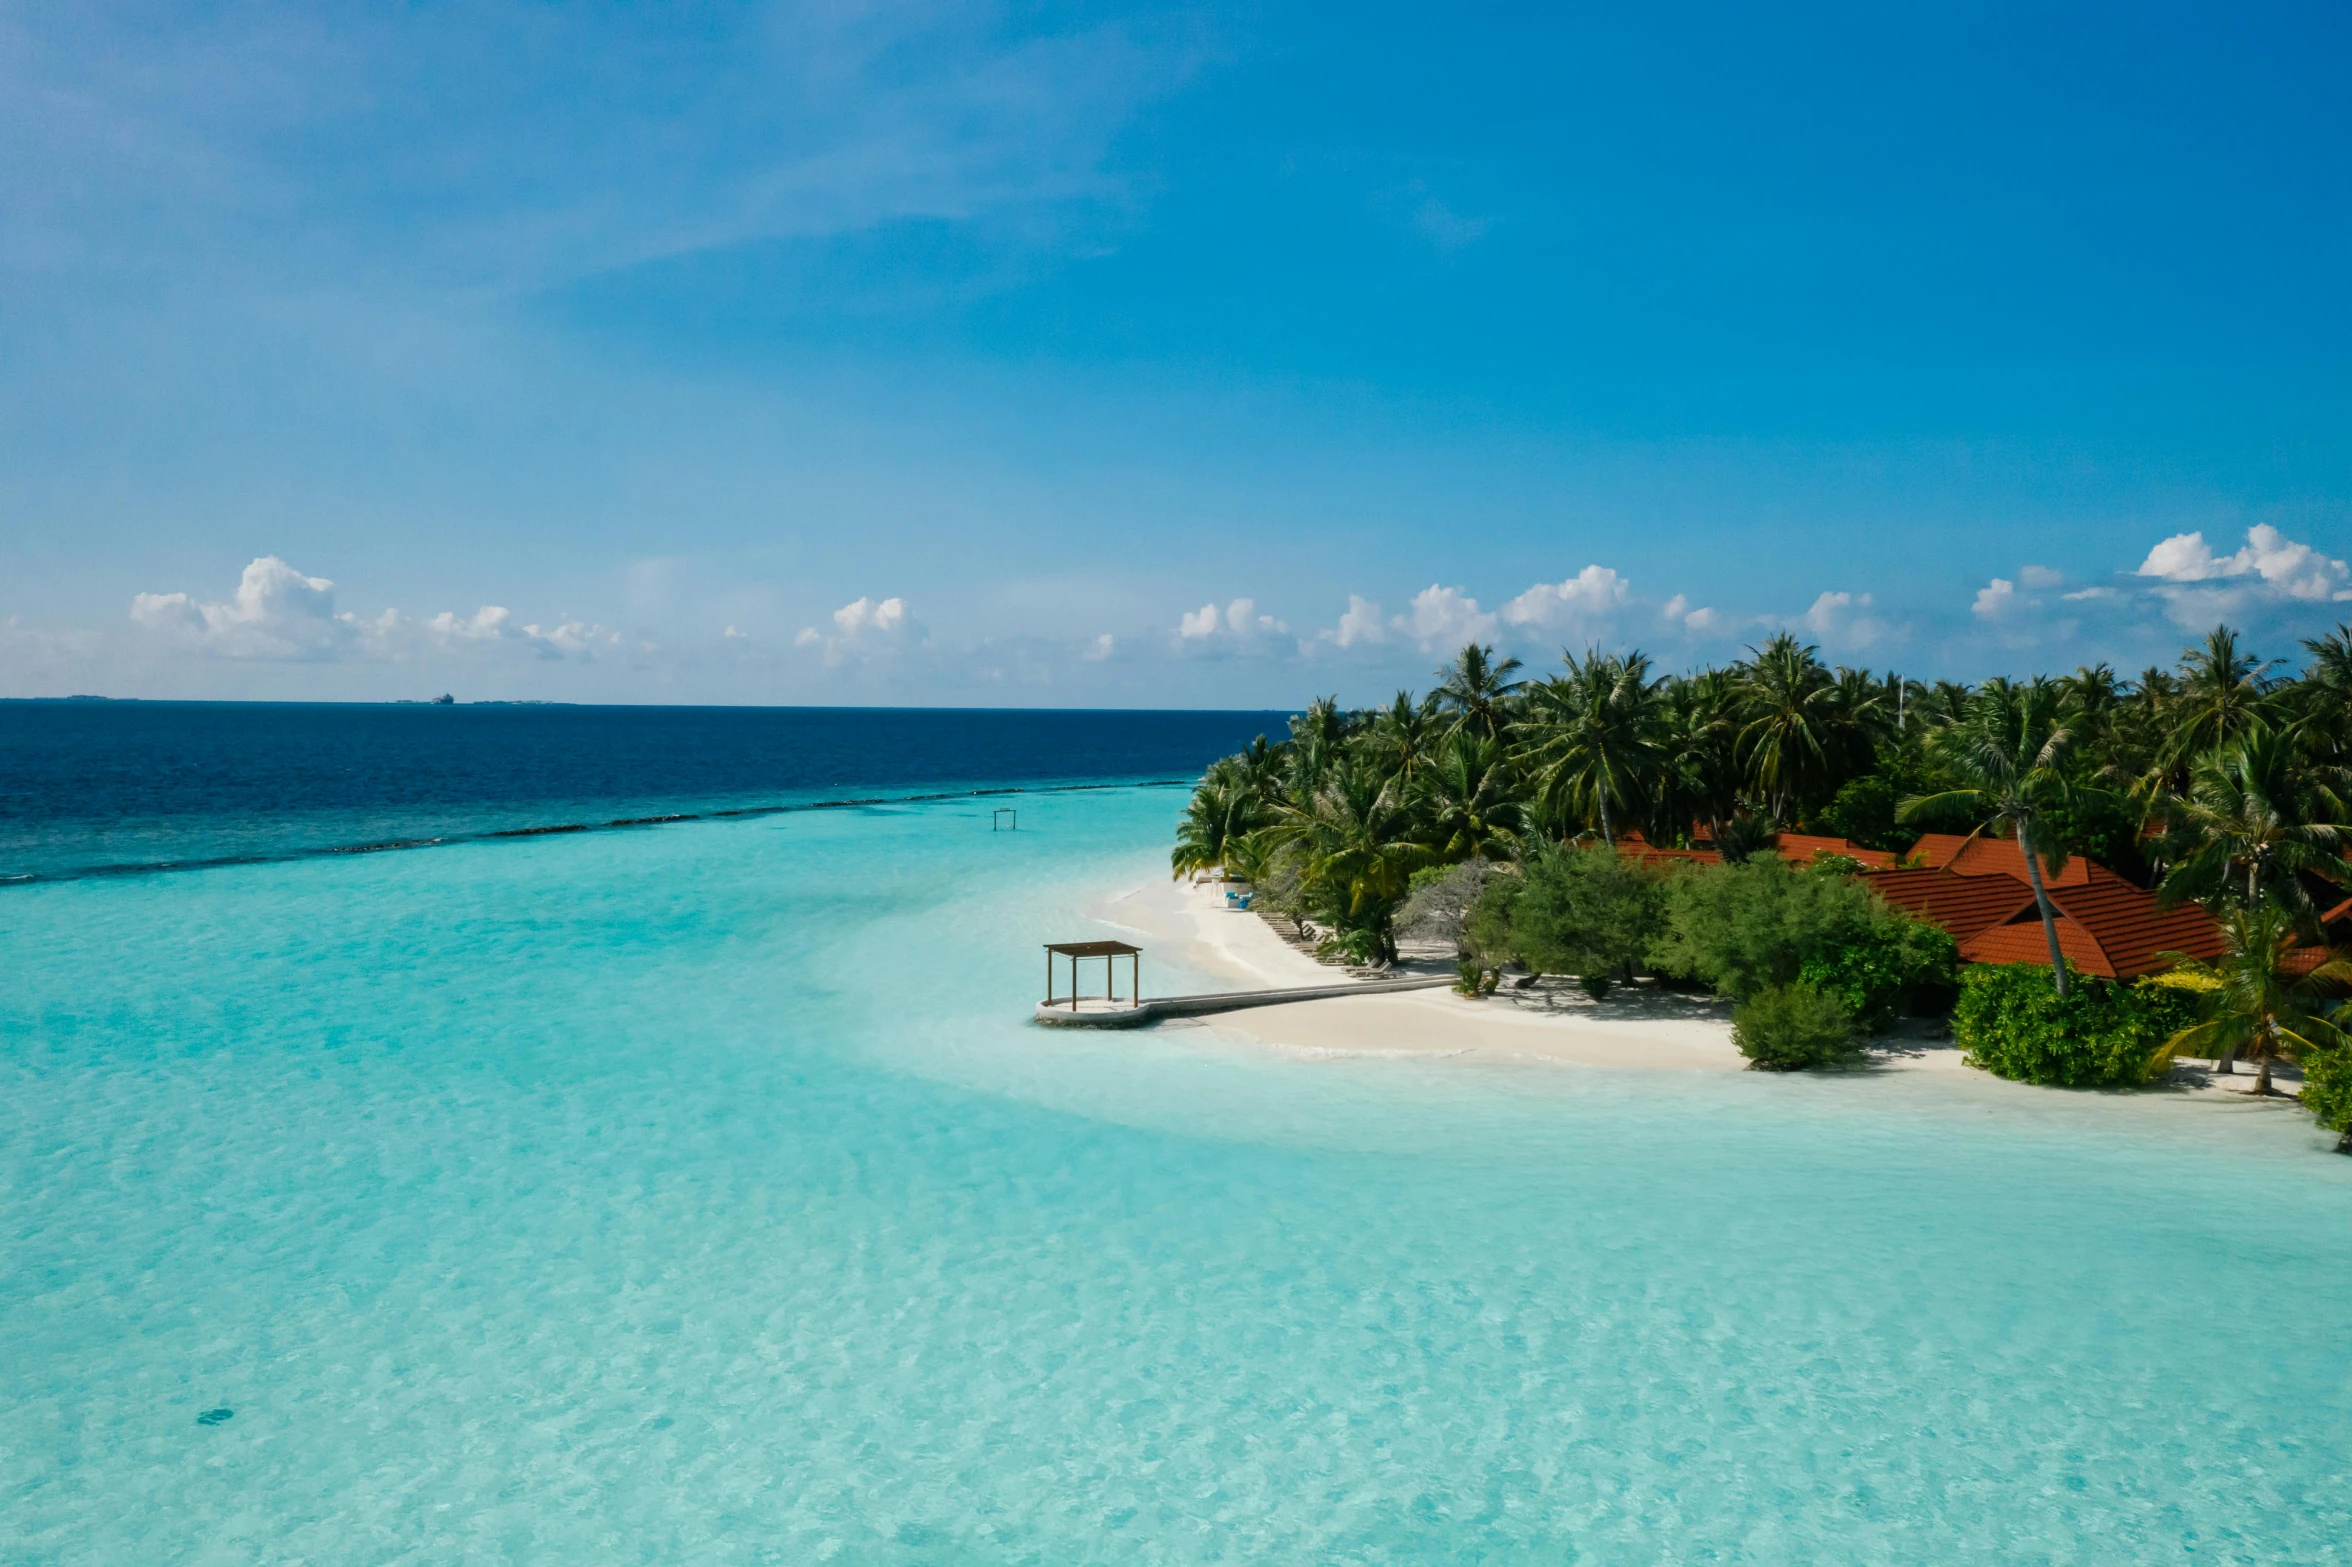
left=5, top=786, right=2351, bottom=1563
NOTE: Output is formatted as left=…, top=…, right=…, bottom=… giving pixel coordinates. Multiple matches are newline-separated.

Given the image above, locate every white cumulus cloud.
left=1176, top=597, right=1290, bottom=654
left=1322, top=594, right=1388, bottom=649
left=1658, top=593, right=1724, bottom=636
left=2130, top=525, right=2351, bottom=628
left=1972, top=578, right=2021, bottom=620
left=1794, top=590, right=1890, bottom=652
left=798, top=595, right=919, bottom=666
left=426, top=605, right=513, bottom=642
left=2136, top=525, right=2351, bottom=600
left=1398, top=584, right=1497, bottom=651
left=1500, top=565, right=1629, bottom=632
left=129, top=556, right=396, bottom=661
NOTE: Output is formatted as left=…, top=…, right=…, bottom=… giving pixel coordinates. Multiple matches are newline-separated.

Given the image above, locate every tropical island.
left=1167, top=626, right=2352, bottom=1152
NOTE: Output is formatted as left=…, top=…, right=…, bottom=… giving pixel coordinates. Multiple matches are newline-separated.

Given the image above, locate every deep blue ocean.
left=7, top=702, right=2352, bottom=1563
left=0, top=701, right=1290, bottom=882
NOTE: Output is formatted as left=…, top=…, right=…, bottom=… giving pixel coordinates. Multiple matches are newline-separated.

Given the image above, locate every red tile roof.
left=1658, top=828, right=1894, bottom=868
left=1772, top=833, right=1899, bottom=869
left=1867, top=866, right=2039, bottom=945
left=1870, top=855, right=2223, bottom=979
left=1906, top=832, right=2089, bottom=885
left=1612, top=831, right=1722, bottom=866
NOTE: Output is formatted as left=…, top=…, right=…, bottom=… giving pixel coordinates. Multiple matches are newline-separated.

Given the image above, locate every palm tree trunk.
left=2252, top=1054, right=2273, bottom=1096
left=1597, top=787, right=1614, bottom=847
left=2015, top=817, right=2070, bottom=999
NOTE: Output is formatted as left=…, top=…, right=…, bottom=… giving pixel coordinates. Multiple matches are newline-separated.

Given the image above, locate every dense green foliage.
left=1174, top=622, right=2352, bottom=1132
left=1733, top=984, right=1861, bottom=1071
left=1502, top=847, right=1663, bottom=999
left=1950, top=964, right=2200, bottom=1088
left=1649, top=857, right=1954, bottom=1027
left=2298, top=1045, right=2352, bottom=1152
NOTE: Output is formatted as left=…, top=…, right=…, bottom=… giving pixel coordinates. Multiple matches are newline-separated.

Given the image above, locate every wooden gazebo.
left=1043, top=940, right=1141, bottom=1011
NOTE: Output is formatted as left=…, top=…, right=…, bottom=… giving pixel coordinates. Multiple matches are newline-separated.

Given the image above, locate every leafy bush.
left=1949, top=963, right=2200, bottom=1088
left=2299, top=1045, right=2352, bottom=1151
left=1733, top=983, right=1860, bottom=1070
left=1799, top=920, right=1958, bottom=1030
left=1462, top=868, right=1524, bottom=968
left=1651, top=857, right=1954, bottom=1028
left=1817, top=774, right=1901, bottom=852
left=1506, top=845, right=1664, bottom=988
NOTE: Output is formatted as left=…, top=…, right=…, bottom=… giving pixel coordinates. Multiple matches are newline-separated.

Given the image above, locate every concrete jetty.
left=1032, top=975, right=1454, bottom=1029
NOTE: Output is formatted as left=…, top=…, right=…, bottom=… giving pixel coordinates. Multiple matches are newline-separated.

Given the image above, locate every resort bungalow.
left=1864, top=834, right=2224, bottom=980
left=1619, top=826, right=2229, bottom=980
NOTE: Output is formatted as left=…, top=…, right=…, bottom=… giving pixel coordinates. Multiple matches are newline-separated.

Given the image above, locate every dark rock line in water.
left=0, top=780, right=1189, bottom=888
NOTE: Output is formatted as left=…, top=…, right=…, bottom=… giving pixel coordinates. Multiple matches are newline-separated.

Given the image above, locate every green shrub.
left=1949, top=963, right=2200, bottom=1088
left=1799, top=920, right=1958, bottom=1030
left=2300, top=1046, right=2352, bottom=1151
left=1462, top=868, right=1524, bottom=968
left=1503, top=845, right=1663, bottom=986
left=1651, top=857, right=1954, bottom=1027
left=1733, top=983, right=1860, bottom=1071
left=1817, top=774, right=1901, bottom=852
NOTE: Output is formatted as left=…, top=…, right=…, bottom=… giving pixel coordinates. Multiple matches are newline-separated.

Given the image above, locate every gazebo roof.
left=1043, top=940, right=1141, bottom=957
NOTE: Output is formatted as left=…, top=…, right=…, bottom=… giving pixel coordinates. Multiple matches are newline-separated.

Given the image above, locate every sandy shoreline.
left=1084, top=873, right=2316, bottom=1119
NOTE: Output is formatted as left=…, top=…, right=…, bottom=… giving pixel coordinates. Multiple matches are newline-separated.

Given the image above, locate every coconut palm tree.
left=1653, top=669, right=1745, bottom=847
left=1416, top=730, right=1525, bottom=863
left=1284, top=696, right=1351, bottom=799
left=2294, top=622, right=2352, bottom=766
left=2154, top=721, right=2349, bottom=918
left=1263, top=758, right=1434, bottom=962
left=1520, top=648, right=1664, bottom=846
left=1169, top=775, right=1269, bottom=880
left=2159, top=626, right=2280, bottom=785
left=1736, top=634, right=1848, bottom=822
left=1434, top=643, right=1525, bottom=741
left=1900, top=678, right=2100, bottom=996
left=2156, top=903, right=2352, bottom=1093
left=1366, top=689, right=1446, bottom=785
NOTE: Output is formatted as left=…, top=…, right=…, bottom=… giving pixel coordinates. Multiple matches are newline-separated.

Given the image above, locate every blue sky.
left=3, top=1, right=2349, bottom=705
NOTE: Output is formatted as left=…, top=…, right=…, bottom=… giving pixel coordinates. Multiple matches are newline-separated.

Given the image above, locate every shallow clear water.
left=5, top=788, right=2350, bottom=1564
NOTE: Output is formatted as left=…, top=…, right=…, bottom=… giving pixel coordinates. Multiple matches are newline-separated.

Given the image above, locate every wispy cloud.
left=0, top=4, right=1210, bottom=299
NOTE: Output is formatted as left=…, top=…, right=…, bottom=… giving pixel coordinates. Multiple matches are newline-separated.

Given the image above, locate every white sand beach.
left=1084, top=874, right=2314, bottom=1119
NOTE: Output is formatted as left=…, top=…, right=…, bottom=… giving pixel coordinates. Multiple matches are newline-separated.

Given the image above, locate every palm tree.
left=1520, top=648, right=1664, bottom=846
left=1653, top=669, right=1745, bottom=847
left=1366, top=690, right=1445, bottom=785
left=1263, top=758, right=1434, bottom=962
left=2156, top=903, right=2352, bottom=1093
left=2294, top=622, right=2352, bottom=765
left=1416, top=730, right=1525, bottom=863
left=2160, top=626, right=2279, bottom=785
left=1434, top=643, right=1525, bottom=741
left=1169, top=776, right=1269, bottom=880
left=1830, top=665, right=1897, bottom=761
left=1900, top=678, right=2099, bottom=997
left=1736, top=633, right=1849, bottom=822
left=2154, top=721, right=2349, bottom=918
left=1284, top=696, right=1351, bottom=799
